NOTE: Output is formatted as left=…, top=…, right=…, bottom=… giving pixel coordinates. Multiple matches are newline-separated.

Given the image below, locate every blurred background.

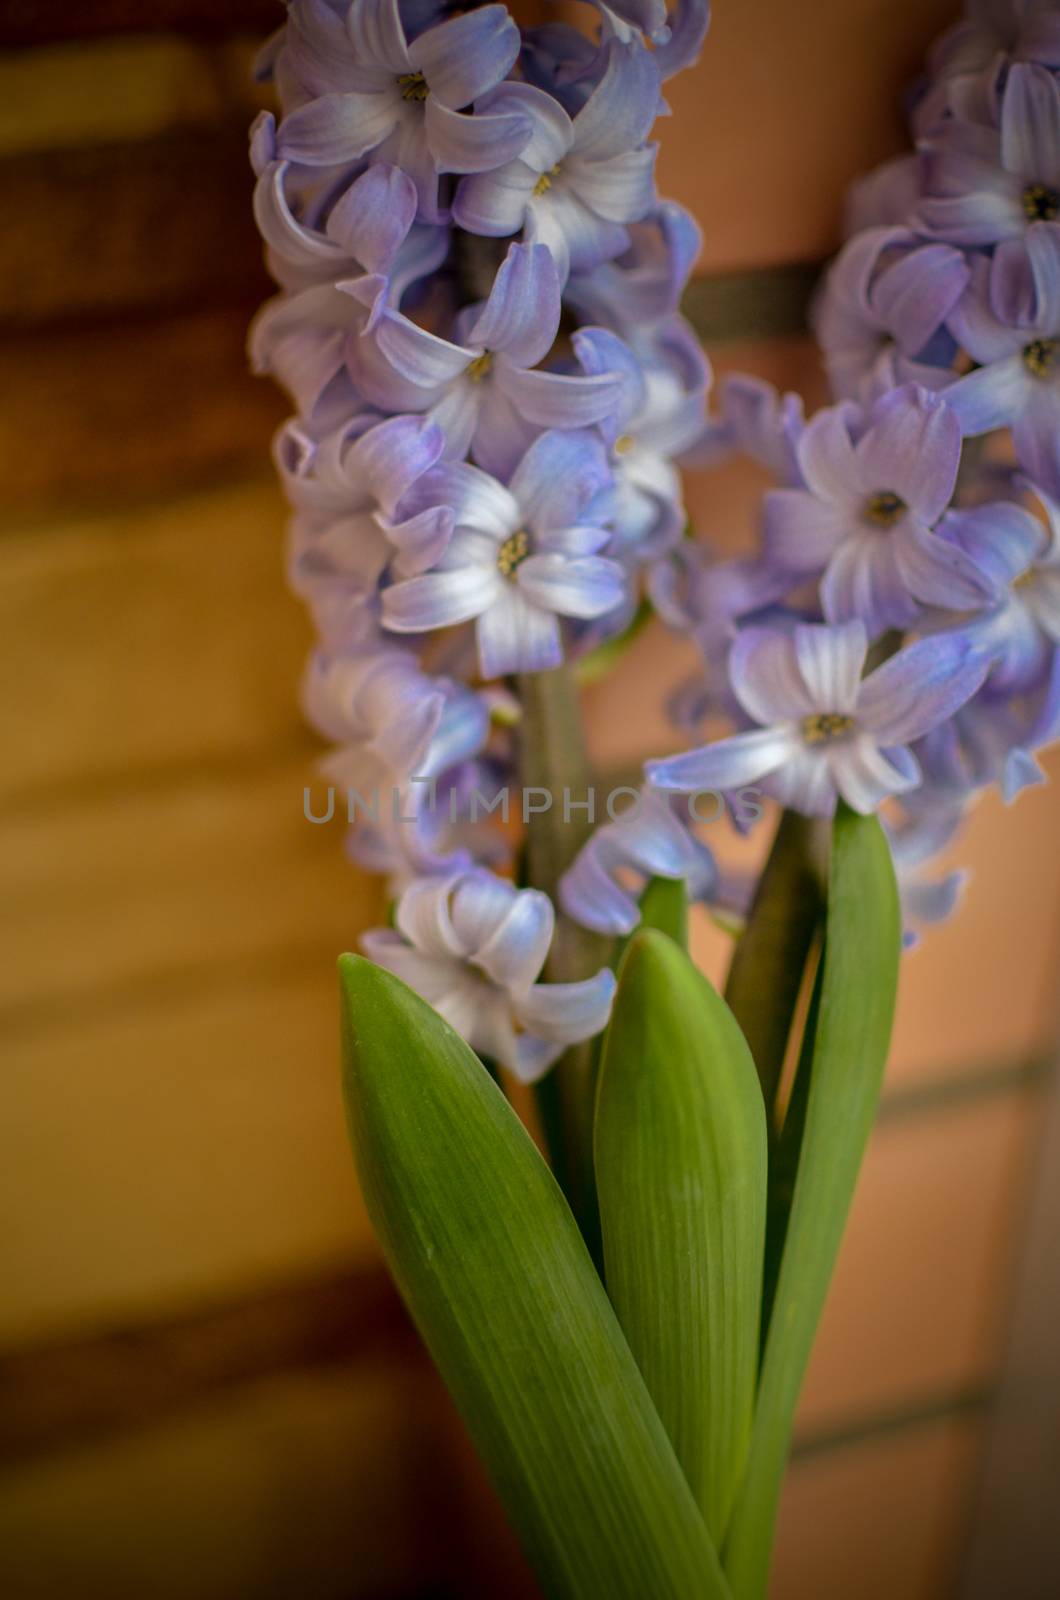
left=2, top=1, right=1059, bottom=1596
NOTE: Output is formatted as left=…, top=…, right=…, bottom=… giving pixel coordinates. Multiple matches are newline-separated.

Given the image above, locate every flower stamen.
left=614, top=433, right=635, bottom=456
left=396, top=71, right=428, bottom=101
left=1023, top=338, right=1060, bottom=378
left=1021, top=182, right=1060, bottom=223
left=497, top=530, right=530, bottom=577
left=863, top=490, right=907, bottom=527
left=466, top=351, right=493, bottom=382
left=533, top=164, right=561, bottom=198
left=801, top=712, right=855, bottom=744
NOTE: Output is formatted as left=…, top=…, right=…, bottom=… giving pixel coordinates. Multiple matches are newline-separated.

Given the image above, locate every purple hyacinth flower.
left=249, top=145, right=450, bottom=412
left=574, top=321, right=709, bottom=561
left=945, top=224, right=1060, bottom=498
left=361, top=868, right=616, bottom=1081
left=453, top=40, right=659, bottom=283
left=692, top=373, right=805, bottom=483
left=812, top=227, right=968, bottom=403
left=565, top=201, right=702, bottom=340
left=646, top=620, right=990, bottom=818
left=928, top=0, right=1060, bottom=87
left=275, top=0, right=527, bottom=221
left=934, top=490, right=1060, bottom=692
left=917, top=65, right=1060, bottom=246
left=381, top=429, right=626, bottom=678
left=348, top=242, right=623, bottom=477
left=915, top=642, right=1060, bottom=803
left=763, top=385, right=989, bottom=637
left=558, top=786, right=717, bottom=936
left=279, top=411, right=452, bottom=643
left=884, top=794, right=968, bottom=950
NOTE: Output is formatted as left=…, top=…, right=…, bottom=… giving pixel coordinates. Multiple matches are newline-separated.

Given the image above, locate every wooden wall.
left=2, top=2, right=1058, bottom=1596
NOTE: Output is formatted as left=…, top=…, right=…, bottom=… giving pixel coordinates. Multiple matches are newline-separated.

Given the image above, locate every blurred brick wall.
left=1, top=3, right=1058, bottom=1598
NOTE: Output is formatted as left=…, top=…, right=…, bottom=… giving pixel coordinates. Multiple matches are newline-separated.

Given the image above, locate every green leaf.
left=724, top=810, right=824, bottom=1121
left=595, top=931, right=767, bottom=1545
left=723, top=808, right=900, bottom=1599
left=339, top=954, right=731, bottom=1600
left=638, top=874, right=689, bottom=947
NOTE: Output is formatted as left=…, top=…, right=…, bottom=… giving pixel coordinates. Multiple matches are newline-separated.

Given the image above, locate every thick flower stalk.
left=252, top=0, right=710, bottom=1081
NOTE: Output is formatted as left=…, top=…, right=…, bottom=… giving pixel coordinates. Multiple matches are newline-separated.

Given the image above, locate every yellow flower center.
left=396, top=71, right=428, bottom=101
left=466, top=351, right=493, bottom=383
left=1021, top=182, right=1060, bottom=223
left=533, top=164, right=561, bottom=198
left=863, top=490, right=907, bottom=527
left=497, top=530, right=530, bottom=578
left=614, top=433, right=636, bottom=456
left=801, top=712, right=855, bottom=744
left=1023, top=338, right=1060, bottom=378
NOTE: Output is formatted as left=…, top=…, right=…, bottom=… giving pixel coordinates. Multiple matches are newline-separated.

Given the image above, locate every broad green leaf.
left=638, top=874, right=689, bottom=947
left=339, top=955, right=731, bottom=1600
left=595, top=930, right=767, bottom=1545
left=724, top=810, right=824, bottom=1119
left=723, top=808, right=900, bottom=1599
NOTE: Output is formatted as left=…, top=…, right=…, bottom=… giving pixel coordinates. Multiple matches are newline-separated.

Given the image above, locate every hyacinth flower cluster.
left=252, top=0, right=710, bottom=1078
left=567, top=0, right=1060, bottom=951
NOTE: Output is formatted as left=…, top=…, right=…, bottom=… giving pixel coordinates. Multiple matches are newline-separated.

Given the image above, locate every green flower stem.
left=517, top=665, right=611, bottom=1235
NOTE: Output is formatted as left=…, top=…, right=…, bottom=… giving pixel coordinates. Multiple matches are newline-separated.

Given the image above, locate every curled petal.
left=647, top=726, right=798, bottom=792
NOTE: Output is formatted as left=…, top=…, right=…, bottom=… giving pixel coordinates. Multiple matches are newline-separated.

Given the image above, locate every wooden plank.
left=0, top=308, right=283, bottom=511
left=960, top=1039, right=1060, bottom=1599
left=0, top=1, right=281, bottom=46
left=0, top=134, right=272, bottom=328
left=0, top=480, right=304, bottom=796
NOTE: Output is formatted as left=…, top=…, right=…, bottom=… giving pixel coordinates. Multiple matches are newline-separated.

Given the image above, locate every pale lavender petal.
left=646, top=726, right=798, bottom=792
left=509, top=428, right=613, bottom=532
left=277, top=90, right=398, bottom=165
left=767, top=747, right=837, bottom=818
left=424, top=97, right=533, bottom=175
left=409, top=5, right=520, bottom=109
left=382, top=565, right=499, bottom=631
left=377, top=504, right=455, bottom=576
left=427, top=379, right=482, bottom=464
left=512, top=969, right=617, bottom=1045
left=347, top=414, right=446, bottom=519
left=570, top=40, right=660, bottom=161
left=572, top=326, right=647, bottom=434
left=796, top=402, right=863, bottom=507
left=447, top=868, right=518, bottom=952
left=469, top=388, right=539, bottom=479
left=347, top=0, right=412, bottom=69
left=477, top=584, right=562, bottom=676
left=820, top=533, right=919, bottom=635
left=944, top=356, right=1031, bottom=435
left=473, top=888, right=555, bottom=989
left=466, top=243, right=560, bottom=368
left=497, top=362, right=624, bottom=428
left=947, top=259, right=1023, bottom=362
left=871, top=244, right=971, bottom=357
left=763, top=488, right=852, bottom=572
left=401, top=461, right=519, bottom=538
left=859, top=635, right=991, bottom=744
left=327, top=163, right=417, bottom=271
left=361, top=931, right=462, bottom=1004
left=395, top=874, right=465, bottom=958
left=830, top=735, right=919, bottom=813
left=1012, top=382, right=1060, bottom=501
left=375, top=310, right=471, bottom=387
left=453, top=160, right=536, bottom=237
left=793, top=620, right=868, bottom=713
left=893, top=519, right=1000, bottom=609
left=854, top=385, right=961, bottom=521
left=517, top=554, right=626, bottom=618
left=566, top=145, right=658, bottom=224
left=728, top=627, right=817, bottom=723
left=1001, top=63, right=1060, bottom=180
